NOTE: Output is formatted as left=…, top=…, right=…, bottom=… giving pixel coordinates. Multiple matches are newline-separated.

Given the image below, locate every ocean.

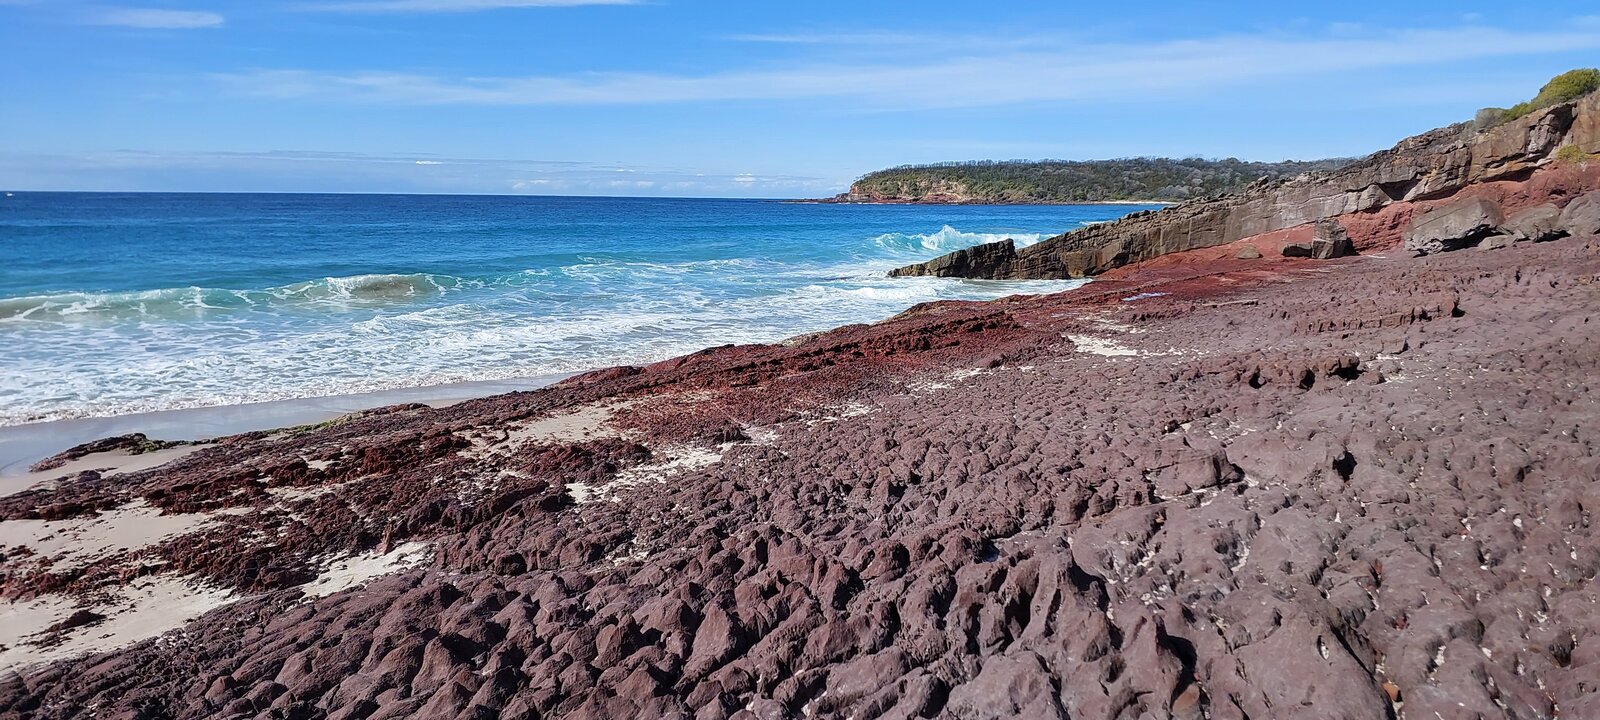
left=0, top=193, right=1157, bottom=426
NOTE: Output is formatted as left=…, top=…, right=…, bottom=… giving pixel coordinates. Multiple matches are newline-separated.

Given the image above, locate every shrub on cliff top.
left=1473, top=107, right=1509, bottom=131
left=1474, top=69, right=1600, bottom=130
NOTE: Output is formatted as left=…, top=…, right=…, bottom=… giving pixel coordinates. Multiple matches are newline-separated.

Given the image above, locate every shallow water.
left=0, top=193, right=1158, bottom=425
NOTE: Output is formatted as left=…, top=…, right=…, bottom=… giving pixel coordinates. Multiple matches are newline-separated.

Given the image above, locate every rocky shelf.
left=3, top=220, right=1599, bottom=717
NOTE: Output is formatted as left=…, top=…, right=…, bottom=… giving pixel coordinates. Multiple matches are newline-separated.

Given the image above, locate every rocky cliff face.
left=892, top=92, right=1600, bottom=278
left=824, top=179, right=992, bottom=205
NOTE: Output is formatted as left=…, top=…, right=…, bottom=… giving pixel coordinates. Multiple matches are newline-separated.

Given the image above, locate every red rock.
left=4, top=231, right=1600, bottom=720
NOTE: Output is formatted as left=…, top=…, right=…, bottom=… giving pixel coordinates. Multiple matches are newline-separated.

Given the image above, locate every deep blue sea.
left=0, top=193, right=1157, bottom=425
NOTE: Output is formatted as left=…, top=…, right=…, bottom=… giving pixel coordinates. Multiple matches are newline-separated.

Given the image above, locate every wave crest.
left=0, top=273, right=460, bottom=322
left=870, top=225, right=1047, bottom=255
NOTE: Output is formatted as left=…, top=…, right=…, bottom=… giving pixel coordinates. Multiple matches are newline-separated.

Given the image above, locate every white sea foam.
left=0, top=273, right=461, bottom=322
left=1, top=222, right=1100, bottom=426
left=871, top=225, right=1047, bottom=255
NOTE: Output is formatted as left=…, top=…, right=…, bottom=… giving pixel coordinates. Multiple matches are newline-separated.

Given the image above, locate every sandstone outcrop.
left=1403, top=197, right=1506, bottom=255
left=1393, top=189, right=1600, bottom=254
left=893, top=90, right=1600, bottom=278
left=1561, top=190, right=1600, bottom=235
left=1502, top=203, right=1565, bottom=242
left=1282, top=219, right=1353, bottom=258
left=891, top=238, right=1019, bottom=278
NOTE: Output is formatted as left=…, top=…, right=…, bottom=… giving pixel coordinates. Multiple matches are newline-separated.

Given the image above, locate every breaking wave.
left=0, top=273, right=462, bottom=322
left=870, top=225, right=1049, bottom=255
left=2, top=197, right=1148, bottom=425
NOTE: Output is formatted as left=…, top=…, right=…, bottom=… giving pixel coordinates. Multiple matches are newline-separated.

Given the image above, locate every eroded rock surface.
left=1403, top=197, right=1506, bottom=255
left=1503, top=203, right=1565, bottom=243
left=1284, top=219, right=1354, bottom=259
left=1561, top=190, right=1600, bottom=236
left=2, top=237, right=1599, bottom=719
left=893, top=92, right=1600, bottom=279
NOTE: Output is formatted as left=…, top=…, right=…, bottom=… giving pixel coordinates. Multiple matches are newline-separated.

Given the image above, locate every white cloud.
left=92, top=8, right=224, bottom=29
left=5, top=149, right=830, bottom=196
left=301, top=0, right=635, bottom=12
left=414, top=160, right=443, bottom=165
left=725, top=32, right=936, bottom=45
left=215, top=26, right=1600, bottom=110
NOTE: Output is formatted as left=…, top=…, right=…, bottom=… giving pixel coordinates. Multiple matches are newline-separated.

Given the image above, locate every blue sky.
left=2, top=1, right=1598, bottom=197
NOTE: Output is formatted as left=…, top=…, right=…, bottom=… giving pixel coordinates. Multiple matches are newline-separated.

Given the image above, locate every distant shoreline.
left=792, top=198, right=1175, bottom=206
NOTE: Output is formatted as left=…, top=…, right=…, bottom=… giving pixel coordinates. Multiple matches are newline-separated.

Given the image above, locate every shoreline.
left=792, top=198, right=1175, bottom=206
left=0, top=373, right=571, bottom=481
left=1, top=232, right=1597, bottom=714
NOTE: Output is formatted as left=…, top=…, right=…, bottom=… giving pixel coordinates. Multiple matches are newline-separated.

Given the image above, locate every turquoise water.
left=0, top=193, right=1157, bottom=425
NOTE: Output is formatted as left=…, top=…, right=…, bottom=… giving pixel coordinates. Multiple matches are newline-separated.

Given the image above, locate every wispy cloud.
left=91, top=8, right=224, bottom=28
left=215, top=26, right=1600, bottom=109
left=724, top=32, right=940, bottom=45
left=1, top=149, right=832, bottom=196
left=299, top=0, right=636, bottom=13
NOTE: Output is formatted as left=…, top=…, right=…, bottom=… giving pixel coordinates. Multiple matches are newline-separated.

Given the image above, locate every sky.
left=2, top=1, right=1599, bottom=197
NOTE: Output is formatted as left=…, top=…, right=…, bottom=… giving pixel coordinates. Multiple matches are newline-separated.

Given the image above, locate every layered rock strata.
left=892, top=92, right=1600, bottom=279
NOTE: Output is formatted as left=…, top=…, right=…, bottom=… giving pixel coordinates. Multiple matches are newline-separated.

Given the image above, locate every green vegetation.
left=847, top=157, right=1352, bottom=203
left=1555, top=144, right=1600, bottom=164
left=1476, top=68, right=1600, bottom=129
left=130, top=437, right=178, bottom=455
left=285, top=415, right=351, bottom=436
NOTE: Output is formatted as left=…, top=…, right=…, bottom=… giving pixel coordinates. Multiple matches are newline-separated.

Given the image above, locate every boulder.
left=1559, top=191, right=1600, bottom=236
left=1282, top=220, right=1354, bottom=259
left=1235, top=245, right=1262, bottom=260
left=1403, top=197, right=1505, bottom=255
left=1503, top=204, right=1566, bottom=242
left=887, top=239, right=1017, bottom=278
left=1479, top=234, right=1515, bottom=250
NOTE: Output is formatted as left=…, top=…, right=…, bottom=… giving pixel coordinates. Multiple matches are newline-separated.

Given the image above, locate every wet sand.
left=0, top=374, right=572, bottom=482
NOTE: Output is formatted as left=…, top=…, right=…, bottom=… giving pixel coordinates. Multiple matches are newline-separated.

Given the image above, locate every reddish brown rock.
left=2, top=235, right=1599, bottom=720
left=895, top=89, right=1600, bottom=278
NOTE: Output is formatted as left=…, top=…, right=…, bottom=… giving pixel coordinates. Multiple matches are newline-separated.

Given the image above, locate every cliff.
left=822, top=157, right=1348, bottom=204
left=892, top=89, right=1600, bottom=279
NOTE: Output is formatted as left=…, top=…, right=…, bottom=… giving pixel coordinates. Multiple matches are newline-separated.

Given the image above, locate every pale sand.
left=0, top=373, right=573, bottom=479
left=0, top=498, right=218, bottom=572
left=0, top=377, right=597, bottom=677
left=572, top=445, right=725, bottom=504
left=0, top=575, right=237, bottom=678
left=1067, top=334, right=1141, bottom=357
left=458, top=400, right=632, bottom=461
left=301, top=542, right=433, bottom=598
left=0, top=377, right=576, bottom=676
left=0, top=444, right=213, bottom=500
left=0, top=532, right=429, bottom=674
